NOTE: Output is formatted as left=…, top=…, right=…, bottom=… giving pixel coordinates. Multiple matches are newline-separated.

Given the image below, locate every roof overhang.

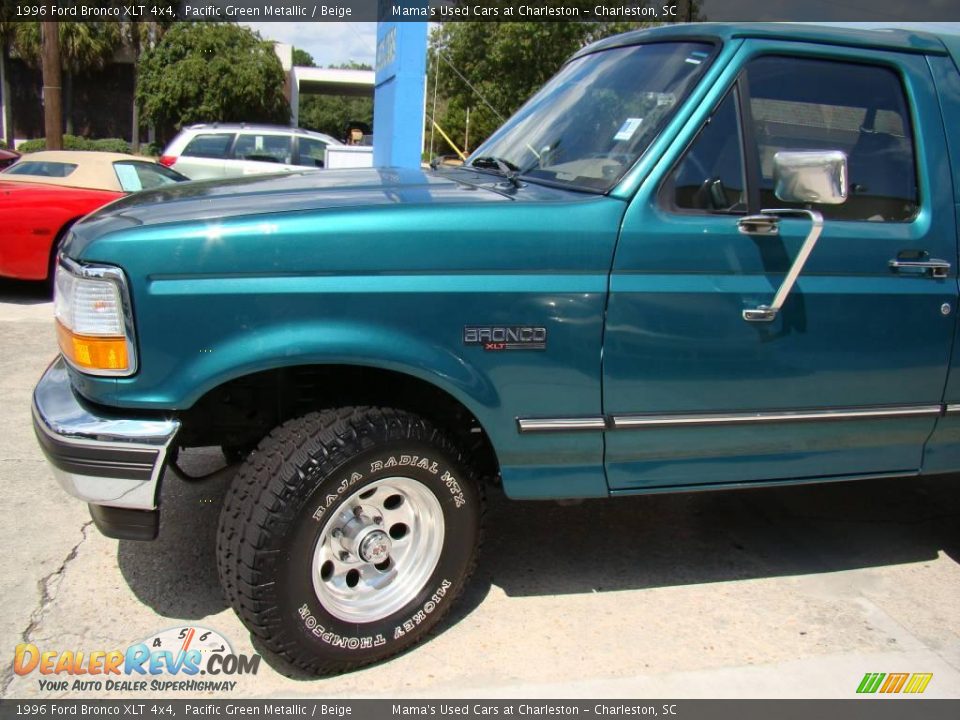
left=292, top=67, right=375, bottom=98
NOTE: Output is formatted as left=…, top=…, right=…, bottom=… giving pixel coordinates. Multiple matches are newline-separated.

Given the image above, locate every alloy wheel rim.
left=311, top=476, right=445, bottom=623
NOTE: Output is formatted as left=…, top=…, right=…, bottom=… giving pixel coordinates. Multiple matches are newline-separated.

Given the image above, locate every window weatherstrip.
left=735, top=73, right=762, bottom=214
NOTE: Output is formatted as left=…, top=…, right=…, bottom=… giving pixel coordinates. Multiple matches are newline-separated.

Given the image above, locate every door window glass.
left=182, top=133, right=234, bottom=159
left=745, top=56, right=918, bottom=221
left=297, top=137, right=328, bottom=168
left=233, top=134, right=292, bottom=164
left=664, top=89, right=746, bottom=213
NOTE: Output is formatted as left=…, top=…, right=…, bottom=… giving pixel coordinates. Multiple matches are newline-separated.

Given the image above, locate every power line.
left=437, top=51, right=506, bottom=124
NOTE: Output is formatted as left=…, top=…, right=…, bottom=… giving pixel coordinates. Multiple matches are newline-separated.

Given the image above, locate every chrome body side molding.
left=610, top=406, right=942, bottom=429
left=518, top=405, right=943, bottom=433
left=516, top=417, right=607, bottom=433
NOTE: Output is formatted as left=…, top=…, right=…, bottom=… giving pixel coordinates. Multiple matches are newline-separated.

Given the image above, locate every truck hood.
left=71, top=166, right=548, bottom=244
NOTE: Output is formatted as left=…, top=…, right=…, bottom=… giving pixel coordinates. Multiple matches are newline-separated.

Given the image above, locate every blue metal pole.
left=373, top=14, right=428, bottom=168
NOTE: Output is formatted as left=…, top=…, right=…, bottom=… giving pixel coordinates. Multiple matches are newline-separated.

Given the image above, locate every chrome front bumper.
left=32, top=358, right=180, bottom=515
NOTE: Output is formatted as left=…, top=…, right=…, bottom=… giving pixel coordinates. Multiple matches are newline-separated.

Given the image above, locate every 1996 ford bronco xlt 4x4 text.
left=33, top=23, right=960, bottom=674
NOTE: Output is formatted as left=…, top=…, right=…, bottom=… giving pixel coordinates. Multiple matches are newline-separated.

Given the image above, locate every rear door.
left=223, top=132, right=296, bottom=176
left=295, top=136, right=330, bottom=168
left=174, top=133, right=234, bottom=180
left=603, top=41, right=958, bottom=491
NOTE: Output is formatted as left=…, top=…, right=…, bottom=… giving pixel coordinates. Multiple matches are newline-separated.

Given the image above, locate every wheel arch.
left=47, top=216, right=83, bottom=280
left=176, top=361, right=502, bottom=484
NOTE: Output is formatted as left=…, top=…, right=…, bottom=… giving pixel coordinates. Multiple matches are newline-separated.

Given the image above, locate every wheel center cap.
left=358, top=529, right=391, bottom=564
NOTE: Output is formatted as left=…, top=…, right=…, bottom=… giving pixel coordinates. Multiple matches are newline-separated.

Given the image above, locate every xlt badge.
left=463, top=326, right=547, bottom=351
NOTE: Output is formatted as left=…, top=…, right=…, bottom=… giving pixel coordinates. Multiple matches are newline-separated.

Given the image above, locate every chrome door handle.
left=738, top=215, right=779, bottom=236
left=888, top=259, right=951, bottom=279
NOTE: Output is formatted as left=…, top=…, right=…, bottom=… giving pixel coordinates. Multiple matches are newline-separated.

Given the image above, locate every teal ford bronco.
left=32, top=24, right=960, bottom=673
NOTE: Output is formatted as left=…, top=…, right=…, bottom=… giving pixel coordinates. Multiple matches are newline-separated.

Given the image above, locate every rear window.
left=183, top=134, right=234, bottom=159
left=6, top=161, right=78, bottom=177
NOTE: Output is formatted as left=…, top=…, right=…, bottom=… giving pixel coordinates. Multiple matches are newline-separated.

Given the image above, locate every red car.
left=1, top=150, right=186, bottom=281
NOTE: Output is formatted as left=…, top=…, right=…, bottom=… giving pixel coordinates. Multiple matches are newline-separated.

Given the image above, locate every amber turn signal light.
left=56, top=320, right=129, bottom=372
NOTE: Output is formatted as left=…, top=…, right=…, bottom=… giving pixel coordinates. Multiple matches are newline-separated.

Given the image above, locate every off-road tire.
left=216, top=406, right=483, bottom=675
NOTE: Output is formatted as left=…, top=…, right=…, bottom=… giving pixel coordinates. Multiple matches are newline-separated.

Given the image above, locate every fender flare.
left=175, top=319, right=501, bottom=426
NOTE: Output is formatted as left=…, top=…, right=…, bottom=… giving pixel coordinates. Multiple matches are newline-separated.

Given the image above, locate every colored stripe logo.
left=857, top=672, right=933, bottom=694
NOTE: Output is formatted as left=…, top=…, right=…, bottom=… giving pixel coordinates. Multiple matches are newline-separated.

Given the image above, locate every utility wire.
left=430, top=46, right=440, bottom=157
left=437, top=51, right=506, bottom=124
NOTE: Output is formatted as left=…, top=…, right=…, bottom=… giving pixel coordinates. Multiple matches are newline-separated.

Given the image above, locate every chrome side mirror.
left=738, top=150, right=848, bottom=322
left=773, top=150, right=848, bottom=205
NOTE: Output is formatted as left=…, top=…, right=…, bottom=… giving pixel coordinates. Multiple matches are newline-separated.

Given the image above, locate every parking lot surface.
left=1, top=278, right=959, bottom=699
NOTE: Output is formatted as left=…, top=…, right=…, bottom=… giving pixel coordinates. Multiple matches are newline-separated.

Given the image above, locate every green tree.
left=137, top=23, right=290, bottom=139
left=123, top=20, right=175, bottom=152
left=296, top=55, right=373, bottom=141
left=427, top=3, right=701, bottom=154
left=15, top=21, right=121, bottom=135
left=292, top=47, right=316, bottom=67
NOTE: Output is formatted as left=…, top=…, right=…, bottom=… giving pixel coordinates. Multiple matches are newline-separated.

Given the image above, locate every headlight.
left=54, top=257, right=137, bottom=376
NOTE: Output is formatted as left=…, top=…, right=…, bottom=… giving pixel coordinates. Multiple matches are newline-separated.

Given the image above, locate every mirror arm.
left=742, top=208, right=824, bottom=323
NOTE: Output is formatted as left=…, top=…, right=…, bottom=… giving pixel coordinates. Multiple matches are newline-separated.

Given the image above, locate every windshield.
left=469, top=41, right=714, bottom=193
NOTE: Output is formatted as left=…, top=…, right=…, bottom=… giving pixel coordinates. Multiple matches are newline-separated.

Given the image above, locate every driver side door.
left=602, top=43, right=958, bottom=491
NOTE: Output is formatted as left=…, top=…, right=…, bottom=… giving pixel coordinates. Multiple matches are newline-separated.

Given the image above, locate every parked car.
left=0, top=151, right=186, bottom=281
left=159, top=123, right=342, bottom=180
left=0, top=147, right=20, bottom=169
left=33, top=23, right=960, bottom=675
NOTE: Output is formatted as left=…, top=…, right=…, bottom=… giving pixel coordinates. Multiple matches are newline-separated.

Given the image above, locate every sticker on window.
left=643, top=92, right=675, bottom=107
left=614, top=118, right=643, bottom=142
left=113, top=163, right=142, bottom=192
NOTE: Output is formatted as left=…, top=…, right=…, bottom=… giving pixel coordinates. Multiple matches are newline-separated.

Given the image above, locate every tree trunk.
left=41, top=21, right=62, bottom=150
left=0, top=44, right=12, bottom=149
left=131, top=65, right=139, bottom=153
left=64, top=71, right=73, bottom=136
left=130, top=25, right=140, bottom=153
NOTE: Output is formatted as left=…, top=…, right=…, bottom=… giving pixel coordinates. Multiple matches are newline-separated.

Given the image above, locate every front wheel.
left=216, top=407, right=482, bottom=675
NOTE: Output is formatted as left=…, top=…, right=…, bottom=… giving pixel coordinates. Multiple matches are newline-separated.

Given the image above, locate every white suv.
left=159, top=124, right=342, bottom=180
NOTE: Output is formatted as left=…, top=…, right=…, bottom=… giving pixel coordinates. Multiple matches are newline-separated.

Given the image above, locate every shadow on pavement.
left=0, top=278, right=51, bottom=305
left=117, top=449, right=233, bottom=620
left=481, top=474, right=960, bottom=597
left=117, top=450, right=960, bottom=676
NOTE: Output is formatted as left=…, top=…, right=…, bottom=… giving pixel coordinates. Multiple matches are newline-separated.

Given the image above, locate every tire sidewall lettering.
left=296, top=603, right=388, bottom=650
left=282, top=444, right=477, bottom=656
left=310, top=450, right=467, bottom=523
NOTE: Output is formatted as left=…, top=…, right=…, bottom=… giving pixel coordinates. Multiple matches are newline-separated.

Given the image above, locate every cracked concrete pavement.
left=0, top=520, right=93, bottom=698
left=1, top=277, right=959, bottom=700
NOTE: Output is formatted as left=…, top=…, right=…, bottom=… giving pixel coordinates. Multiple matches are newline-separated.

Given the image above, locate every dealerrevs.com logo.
left=13, top=626, right=260, bottom=693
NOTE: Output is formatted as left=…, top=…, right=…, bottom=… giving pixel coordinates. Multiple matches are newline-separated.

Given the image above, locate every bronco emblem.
left=463, top=326, right=547, bottom=351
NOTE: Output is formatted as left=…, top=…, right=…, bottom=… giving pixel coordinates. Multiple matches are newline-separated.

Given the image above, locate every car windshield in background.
left=113, top=161, right=186, bottom=192
left=470, top=42, right=714, bottom=192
